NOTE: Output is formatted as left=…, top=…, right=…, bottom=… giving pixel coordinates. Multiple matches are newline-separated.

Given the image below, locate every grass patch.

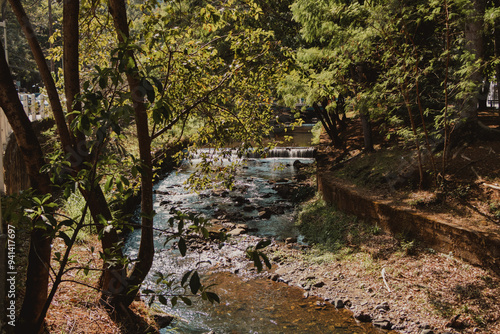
left=61, top=189, right=97, bottom=244
left=332, top=147, right=411, bottom=188
left=296, top=196, right=380, bottom=255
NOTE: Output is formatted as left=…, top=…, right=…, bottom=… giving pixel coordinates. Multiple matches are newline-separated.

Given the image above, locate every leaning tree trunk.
left=0, top=41, right=52, bottom=334
left=7, top=0, right=72, bottom=150
left=108, top=0, right=154, bottom=307
left=60, top=0, right=127, bottom=299
left=10, top=0, right=126, bottom=304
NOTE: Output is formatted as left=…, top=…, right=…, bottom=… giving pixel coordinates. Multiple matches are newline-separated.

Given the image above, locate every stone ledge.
left=317, top=169, right=500, bottom=275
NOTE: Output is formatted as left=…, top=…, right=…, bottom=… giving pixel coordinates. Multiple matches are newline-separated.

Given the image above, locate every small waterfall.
left=185, top=147, right=317, bottom=160
left=246, top=147, right=316, bottom=159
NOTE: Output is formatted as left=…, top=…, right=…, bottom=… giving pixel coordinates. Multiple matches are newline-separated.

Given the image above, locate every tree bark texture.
left=359, top=108, right=374, bottom=152
left=7, top=0, right=126, bottom=325
left=63, top=0, right=85, bottom=146
left=461, top=0, right=486, bottom=121
left=0, top=41, right=52, bottom=334
left=108, top=0, right=154, bottom=307
left=7, top=0, right=73, bottom=151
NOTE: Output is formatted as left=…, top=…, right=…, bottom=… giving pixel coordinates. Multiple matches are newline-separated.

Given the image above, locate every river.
left=125, top=126, right=390, bottom=334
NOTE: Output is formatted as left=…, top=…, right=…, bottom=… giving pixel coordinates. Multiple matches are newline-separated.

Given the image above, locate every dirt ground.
left=260, top=110, right=500, bottom=334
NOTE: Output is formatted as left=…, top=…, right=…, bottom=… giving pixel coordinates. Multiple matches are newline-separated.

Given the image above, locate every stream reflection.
left=164, top=271, right=388, bottom=334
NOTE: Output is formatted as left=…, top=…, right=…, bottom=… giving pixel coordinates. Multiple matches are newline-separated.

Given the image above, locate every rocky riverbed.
left=146, top=155, right=500, bottom=334
left=181, top=224, right=500, bottom=334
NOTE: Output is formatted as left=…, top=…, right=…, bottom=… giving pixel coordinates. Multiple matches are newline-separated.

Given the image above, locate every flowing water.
left=125, top=127, right=390, bottom=334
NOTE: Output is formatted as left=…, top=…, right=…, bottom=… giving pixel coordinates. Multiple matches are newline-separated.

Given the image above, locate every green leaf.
left=151, top=77, right=163, bottom=92
left=181, top=270, right=192, bottom=287
left=120, top=175, right=130, bottom=187
left=159, top=295, right=168, bottom=305
left=255, top=239, right=271, bottom=250
left=105, top=176, right=114, bottom=192
left=206, top=291, right=220, bottom=304
left=180, top=296, right=192, bottom=306
left=250, top=251, right=263, bottom=272
left=99, top=77, right=107, bottom=89
left=261, top=253, right=272, bottom=270
left=59, top=231, right=72, bottom=247
left=178, top=237, right=187, bottom=256
left=189, top=271, right=201, bottom=294
left=116, top=180, right=124, bottom=193
left=143, top=78, right=155, bottom=103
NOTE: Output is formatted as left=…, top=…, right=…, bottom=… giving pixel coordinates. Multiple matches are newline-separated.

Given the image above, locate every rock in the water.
left=227, top=228, right=246, bottom=236
left=374, top=301, right=390, bottom=312
left=313, top=281, right=325, bottom=288
left=354, top=311, right=372, bottom=323
left=335, top=299, right=344, bottom=309
left=153, top=314, right=174, bottom=328
left=258, top=209, right=273, bottom=219
left=293, top=160, right=306, bottom=169
left=373, top=319, right=392, bottom=330
left=243, top=205, right=255, bottom=212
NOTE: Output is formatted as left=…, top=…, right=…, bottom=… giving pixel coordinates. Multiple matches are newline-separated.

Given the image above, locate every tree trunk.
left=7, top=0, right=72, bottom=151
left=494, top=0, right=500, bottom=112
left=108, top=0, right=154, bottom=307
left=8, top=0, right=126, bottom=320
left=0, top=41, right=52, bottom=334
left=312, top=102, right=343, bottom=148
left=460, top=0, right=485, bottom=121
left=63, top=0, right=85, bottom=146
left=450, top=0, right=500, bottom=142
left=359, top=107, right=374, bottom=152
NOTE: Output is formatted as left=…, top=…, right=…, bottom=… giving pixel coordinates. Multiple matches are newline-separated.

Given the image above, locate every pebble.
left=421, top=330, right=434, bottom=334
left=313, top=281, right=325, bottom=288
left=374, top=301, right=390, bottom=312
left=373, top=319, right=392, bottom=330
left=354, top=311, right=372, bottom=322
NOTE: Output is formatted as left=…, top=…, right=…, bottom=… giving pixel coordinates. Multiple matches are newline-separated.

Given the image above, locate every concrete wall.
left=317, top=169, right=500, bottom=275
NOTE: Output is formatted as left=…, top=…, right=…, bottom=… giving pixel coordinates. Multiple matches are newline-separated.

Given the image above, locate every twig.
left=483, top=183, right=500, bottom=191
left=470, top=166, right=483, bottom=181
left=381, top=268, right=392, bottom=293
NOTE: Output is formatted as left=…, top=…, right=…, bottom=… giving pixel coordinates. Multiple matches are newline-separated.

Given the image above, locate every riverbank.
left=41, top=116, right=500, bottom=333
left=269, top=114, right=500, bottom=334
left=264, top=208, right=500, bottom=334
left=42, top=164, right=500, bottom=334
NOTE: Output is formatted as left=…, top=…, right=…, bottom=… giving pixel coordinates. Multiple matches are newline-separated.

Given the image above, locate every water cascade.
left=125, top=128, right=389, bottom=333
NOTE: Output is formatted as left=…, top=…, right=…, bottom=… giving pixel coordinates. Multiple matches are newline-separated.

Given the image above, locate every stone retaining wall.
left=317, top=169, right=500, bottom=275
